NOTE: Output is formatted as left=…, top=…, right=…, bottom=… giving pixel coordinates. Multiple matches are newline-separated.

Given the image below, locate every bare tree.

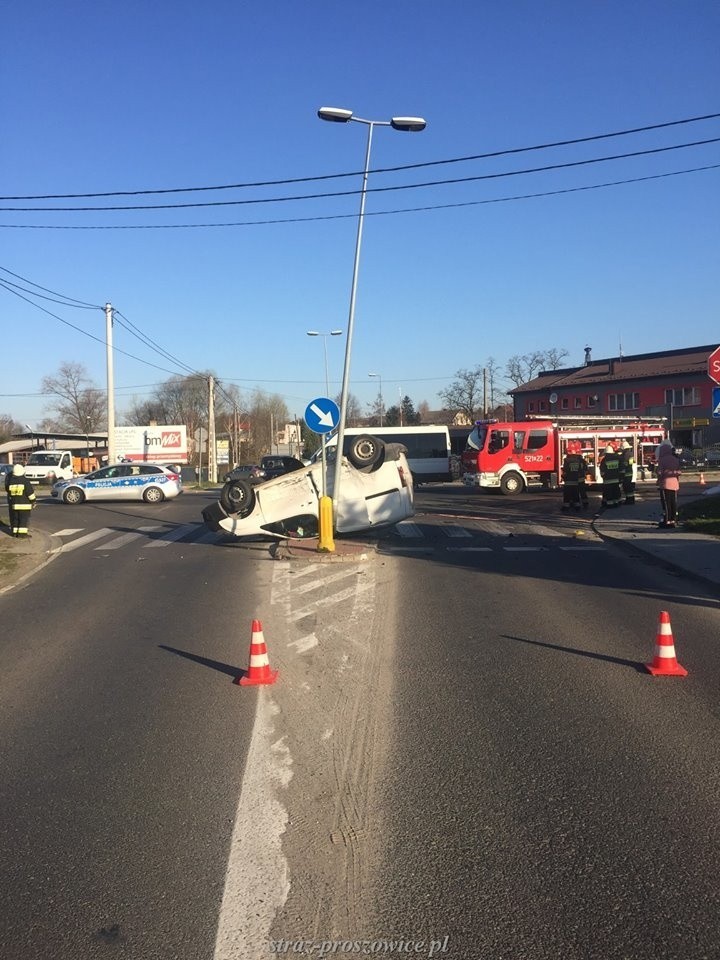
left=40, top=362, right=106, bottom=431
left=543, top=347, right=570, bottom=370
left=333, top=392, right=363, bottom=427
left=506, top=348, right=568, bottom=387
left=0, top=414, right=23, bottom=443
left=438, top=367, right=484, bottom=422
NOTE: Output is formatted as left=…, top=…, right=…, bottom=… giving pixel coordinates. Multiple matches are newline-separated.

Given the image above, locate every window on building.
left=587, top=395, right=599, bottom=408
left=527, top=401, right=535, bottom=412
left=574, top=397, right=582, bottom=409
left=539, top=400, right=547, bottom=412
left=561, top=398, right=569, bottom=410
left=608, top=392, right=640, bottom=411
left=664, top=387, right=700, bottom=406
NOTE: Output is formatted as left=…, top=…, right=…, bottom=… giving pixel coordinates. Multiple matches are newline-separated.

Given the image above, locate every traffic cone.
left=236, top=619, right=278, bottom=686
left=645, top=611, right=687, bottom=677
left=699, top=472, right=706, bottom=486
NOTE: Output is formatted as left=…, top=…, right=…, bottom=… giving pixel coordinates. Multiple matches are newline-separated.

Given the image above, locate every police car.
left=52, top=463, right=183, bottom=504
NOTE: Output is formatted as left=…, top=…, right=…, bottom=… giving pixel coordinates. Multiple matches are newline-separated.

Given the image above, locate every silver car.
left=52, top=463, right=182, bottom=504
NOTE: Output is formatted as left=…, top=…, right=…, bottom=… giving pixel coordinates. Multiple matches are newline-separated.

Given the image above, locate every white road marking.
left=396, top=521, right=423, bottom=537
left=54, top=528, right=84, bottom=537
left=503, top=546, right=542, bottom=552
left=287, top=634, right=319, bottom=653
left=145, top=524, right=199, bottom=547
left=213, top=693, right=291, bottom=960
left=95, top=527, right=162, bottom=551
left=60, top=528, right=116, bottom=552
left=447, top=546, right=493, bottom=552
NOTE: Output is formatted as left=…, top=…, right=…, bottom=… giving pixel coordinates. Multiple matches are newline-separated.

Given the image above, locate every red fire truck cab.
left=461, top=416, right=667, bottom=495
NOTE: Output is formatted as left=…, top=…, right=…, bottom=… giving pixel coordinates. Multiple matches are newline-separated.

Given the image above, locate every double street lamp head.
left=318, top=106, right=426, bottom=132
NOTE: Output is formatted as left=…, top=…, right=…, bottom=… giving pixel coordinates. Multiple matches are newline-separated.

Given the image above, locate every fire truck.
left=461, top=415, right=668, bottom=495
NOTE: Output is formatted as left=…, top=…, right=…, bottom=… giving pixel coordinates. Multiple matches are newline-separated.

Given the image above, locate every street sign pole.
left=304, top=397, right=340, bottom=552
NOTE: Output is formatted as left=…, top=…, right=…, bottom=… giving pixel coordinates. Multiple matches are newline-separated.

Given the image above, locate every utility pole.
left=105, top=303, right=116, bottom=464
left=483, top=367, right=488, bottom=417
left=208, top=376, right=216, bottom=483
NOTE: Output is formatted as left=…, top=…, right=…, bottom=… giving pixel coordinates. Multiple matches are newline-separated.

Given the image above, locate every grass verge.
left=681, top=493, right=720, bottom=536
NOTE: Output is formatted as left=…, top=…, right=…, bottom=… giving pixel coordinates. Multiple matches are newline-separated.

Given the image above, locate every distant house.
left=510, top=344, right=717, bottom=450
left=420, top=409, right=472, bottom=426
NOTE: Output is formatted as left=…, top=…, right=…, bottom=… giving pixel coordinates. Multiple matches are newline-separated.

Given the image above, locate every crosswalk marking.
left=443, top=525, right=472, bottom=538
left=396, top=521, right=423, bottom=538
left=54, top=528, right=84, bottom=537
left=144, top=524, right=198, bottom=547
left=60, top=528, right=116, bottom=552
left=447, top=546, right=493, bottom=552
left=95, top=527, right=163, bottom=551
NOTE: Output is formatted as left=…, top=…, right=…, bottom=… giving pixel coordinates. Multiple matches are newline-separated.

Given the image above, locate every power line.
left=1, top=162, right=716, bottom=230
left=0, top=281, right=203, bottom=379
left=0, top=137, right=720, bottom=213
left=2, top=111, right=718, bottom=200
left=1, top=137, right=718, bottom=213
left=0, top=264, right=102, bottom=307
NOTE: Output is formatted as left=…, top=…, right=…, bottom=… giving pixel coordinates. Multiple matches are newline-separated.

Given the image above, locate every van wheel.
left=500, top=472, right=524, bottom=496
left=220, top=479, right=255, bottom=517
left=347, top=434, right=384, bottom=469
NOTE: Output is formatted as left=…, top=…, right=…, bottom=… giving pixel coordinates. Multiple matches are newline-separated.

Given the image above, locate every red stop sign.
left=709, top=346, right=720, bottom=385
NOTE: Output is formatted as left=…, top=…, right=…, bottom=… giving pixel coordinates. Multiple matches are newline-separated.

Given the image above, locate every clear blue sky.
left=2, top=0, right=719, bottom=426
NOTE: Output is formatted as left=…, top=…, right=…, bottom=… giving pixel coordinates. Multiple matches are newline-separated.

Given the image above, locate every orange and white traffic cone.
left=699, top=472, right=706, bottom=486
left=645, top=611, right=687, bottom=677
left=236, top=619, right=278, bottom=686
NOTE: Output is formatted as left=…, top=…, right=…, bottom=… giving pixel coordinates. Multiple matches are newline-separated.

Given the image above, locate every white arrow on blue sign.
left=304, top=397, right=340, bottom=434
left=713, top=387, right=720, bottom=419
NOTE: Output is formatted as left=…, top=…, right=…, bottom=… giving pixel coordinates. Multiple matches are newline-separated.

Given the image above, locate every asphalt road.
left=2, top=483, right=719, bottom=959
left=0, top=491, right=267, bottom=959
left=360, top=484, right=720, bottom=960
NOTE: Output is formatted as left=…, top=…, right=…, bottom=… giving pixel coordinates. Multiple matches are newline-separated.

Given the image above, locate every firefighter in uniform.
left=5, top=463, right=36, bottom=537
left=561, top=441, right=588, bottom=511
left=599, top=443, right=622, bottom=508
left=618, top=440, right=635, bottom=505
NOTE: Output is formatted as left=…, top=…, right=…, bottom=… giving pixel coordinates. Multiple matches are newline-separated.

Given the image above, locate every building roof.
left=511, top=344, right=715, bottom=394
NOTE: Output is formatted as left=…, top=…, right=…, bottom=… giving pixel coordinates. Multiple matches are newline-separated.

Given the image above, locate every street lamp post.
left=318, top=106, right=426, bottom=528
left=85, top=417, right=92, bottom=470
left=368, top=372, right=383, bottom=426
left=307, top=329, right=343, bottom=502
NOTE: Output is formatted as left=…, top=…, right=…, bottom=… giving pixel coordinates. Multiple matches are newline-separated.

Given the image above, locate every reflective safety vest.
left=619, top=449, right=634, bottom=478
left=600, top=454, right=622, bottom=482
left=562, top=454, right=588, bottom=485
left=6, top=478, right=37, bottom=510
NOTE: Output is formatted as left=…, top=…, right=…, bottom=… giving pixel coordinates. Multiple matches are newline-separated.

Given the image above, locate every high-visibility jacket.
left=5, top=476, right=37, bottom=510
left=562, top=454, right=588, bottom=485
left=619, top=449, right=634, bottom=479
left=599, top=453, right=622, bottom=482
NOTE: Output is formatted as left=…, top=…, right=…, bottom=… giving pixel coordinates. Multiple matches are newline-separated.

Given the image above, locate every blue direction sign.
left=304, top=397, right=340, bottom=434
left=713, top=387, right=720, bottom=419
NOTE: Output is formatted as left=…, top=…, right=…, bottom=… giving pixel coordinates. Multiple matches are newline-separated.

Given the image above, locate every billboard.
left=114, top=425, right=188, bottom=463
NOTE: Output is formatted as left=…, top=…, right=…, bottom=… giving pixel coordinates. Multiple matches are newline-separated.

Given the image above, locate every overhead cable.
left=2, top=111, right=719, bottom=200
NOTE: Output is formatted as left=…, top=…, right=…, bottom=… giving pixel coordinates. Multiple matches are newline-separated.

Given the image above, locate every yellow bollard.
left=317, top=495, right=335, bottom=552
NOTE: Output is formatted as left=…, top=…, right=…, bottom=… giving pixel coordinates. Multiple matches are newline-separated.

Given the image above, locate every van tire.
left=220, top=478, right=255, bottom=517
left=347, top=434, right=384, bottom=469
left=500, top=472, right=524, bottom=496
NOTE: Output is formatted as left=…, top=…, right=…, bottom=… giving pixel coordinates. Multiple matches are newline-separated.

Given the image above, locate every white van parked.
left=317, top=426, right=456, bottom=485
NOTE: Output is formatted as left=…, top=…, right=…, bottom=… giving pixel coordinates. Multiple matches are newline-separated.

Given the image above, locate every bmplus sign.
left=113, top=425, right=188, bottom=463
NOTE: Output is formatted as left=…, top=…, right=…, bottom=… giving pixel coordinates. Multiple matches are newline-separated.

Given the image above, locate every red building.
left=510, top=344, right=719, bottom=452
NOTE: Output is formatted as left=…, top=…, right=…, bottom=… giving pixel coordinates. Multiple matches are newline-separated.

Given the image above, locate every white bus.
left=319, top=425, right=456, bottom=485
